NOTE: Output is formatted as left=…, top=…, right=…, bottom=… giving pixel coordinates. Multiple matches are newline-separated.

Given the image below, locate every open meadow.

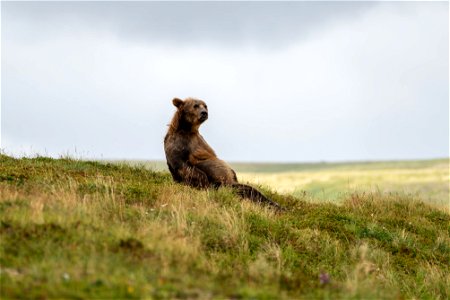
left=234, top=159, right=449, bottom=211
left=1, top=155, right=449, bottom=299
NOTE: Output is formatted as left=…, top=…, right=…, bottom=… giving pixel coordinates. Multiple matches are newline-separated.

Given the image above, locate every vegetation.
left=234, top=159, right=449, bottom=210
left=1, top=154, right=449, bottom=299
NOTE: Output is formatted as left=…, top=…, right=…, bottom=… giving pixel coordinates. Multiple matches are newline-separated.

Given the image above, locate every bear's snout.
left=200, top=111, right=208, bottom=119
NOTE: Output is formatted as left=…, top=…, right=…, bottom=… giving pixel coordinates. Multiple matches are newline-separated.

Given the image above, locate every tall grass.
left=1, top=155, right=449, bottom=299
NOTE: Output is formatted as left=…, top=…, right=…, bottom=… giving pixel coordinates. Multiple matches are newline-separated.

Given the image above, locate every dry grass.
left=1, top=155, right=449, bottom=299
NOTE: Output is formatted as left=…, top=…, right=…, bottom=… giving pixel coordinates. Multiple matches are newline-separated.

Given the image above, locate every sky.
left=1, top=1, right=449, bottom=162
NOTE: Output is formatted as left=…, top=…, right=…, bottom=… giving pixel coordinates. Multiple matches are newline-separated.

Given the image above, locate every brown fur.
left=164, top=97, right=283, bottom=209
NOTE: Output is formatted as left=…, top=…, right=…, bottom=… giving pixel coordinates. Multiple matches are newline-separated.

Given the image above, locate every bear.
left=164, top=97, right=283, bottom=210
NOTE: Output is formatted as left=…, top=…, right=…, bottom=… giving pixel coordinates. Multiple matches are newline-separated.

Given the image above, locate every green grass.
left=1, top=155, right=449, bottom=299
left=234, top=159, right=449, bottom=210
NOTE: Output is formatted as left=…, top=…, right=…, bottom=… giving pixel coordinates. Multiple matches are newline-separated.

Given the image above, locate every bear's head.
left=170, top=97, right=208, bottom=132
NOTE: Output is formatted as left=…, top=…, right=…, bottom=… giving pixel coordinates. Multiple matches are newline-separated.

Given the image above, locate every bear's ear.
left=172, top=98, right=184, bottom=108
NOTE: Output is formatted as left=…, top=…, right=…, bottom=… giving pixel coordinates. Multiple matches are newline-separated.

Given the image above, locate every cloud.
left=2, top=1, right=448, bottom=161
left=3, top=1, right=376, bottom=48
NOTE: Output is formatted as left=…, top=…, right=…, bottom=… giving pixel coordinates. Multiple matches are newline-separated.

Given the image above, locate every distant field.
left=236, top=159, right=449, bottom=211
left=116, top=159, right=449, bottom=211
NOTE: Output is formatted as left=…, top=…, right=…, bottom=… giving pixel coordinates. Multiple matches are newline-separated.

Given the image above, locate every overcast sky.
left=1, top=1, right=449, bottom=162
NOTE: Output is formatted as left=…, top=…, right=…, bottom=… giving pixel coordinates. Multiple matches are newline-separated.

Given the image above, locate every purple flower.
left=319, top=273, right=330, bottom=285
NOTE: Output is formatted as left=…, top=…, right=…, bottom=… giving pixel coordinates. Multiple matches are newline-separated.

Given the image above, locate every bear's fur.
left=164, top=97, right=282, bottom=209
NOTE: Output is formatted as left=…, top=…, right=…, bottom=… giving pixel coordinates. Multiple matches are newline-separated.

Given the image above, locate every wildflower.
left=319, top=272, right=330, bottom=285
left=62, top=273, right=70, bottom=281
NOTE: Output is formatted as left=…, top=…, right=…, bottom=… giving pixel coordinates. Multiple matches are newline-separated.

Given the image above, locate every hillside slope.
left=0, top=155, right=449, bottom=299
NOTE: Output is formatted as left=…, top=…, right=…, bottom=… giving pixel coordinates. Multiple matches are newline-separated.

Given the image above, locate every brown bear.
left=164, top=97, right=283, bottom=210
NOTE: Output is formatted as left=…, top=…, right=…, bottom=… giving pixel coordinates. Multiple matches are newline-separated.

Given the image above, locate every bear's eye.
left=194, top=104, right=199, bottom=109
left=204, top=105, right=208, bottom=109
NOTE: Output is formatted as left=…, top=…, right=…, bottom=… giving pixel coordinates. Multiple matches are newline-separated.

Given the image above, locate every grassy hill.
left=1, top=155, right=449, bottom=299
